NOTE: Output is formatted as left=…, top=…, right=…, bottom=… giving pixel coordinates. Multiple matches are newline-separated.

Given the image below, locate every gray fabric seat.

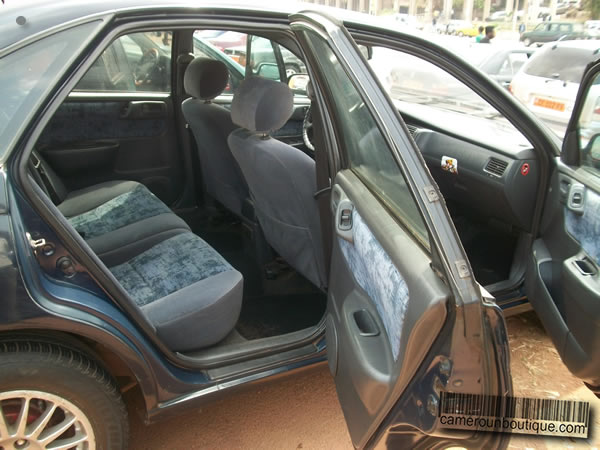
left=228, top=77, right=327, bottom=289
left=57, top=180, right=191, bottom=263
left=182, top=58, right=248, bottom=217
left=30, top=151, right=192, bottom=260
left=30, top=153, right=243, bottom=352
left=109, top=231, right=243, bottom=352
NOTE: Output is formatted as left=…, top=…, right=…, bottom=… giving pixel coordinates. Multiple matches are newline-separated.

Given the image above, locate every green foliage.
left=589, top=0, right=600, bottom=19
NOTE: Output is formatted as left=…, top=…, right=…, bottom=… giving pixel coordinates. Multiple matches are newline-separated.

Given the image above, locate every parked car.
left=510, top=39, right=600, bottom=135
left=446, top=20, right=475, bottom=35
left=454, top=21, right=480, bottom=37
left=486, top=10, right=507, bottom=21
left=478, top=46, right=536, bottom=86
left=1, top=1, right=599, bottom=449
left=224, top=35, right=307, bottom=79
left=585, top=19, right=600, bottom=37
left=520, top=21, right=585, bottom=46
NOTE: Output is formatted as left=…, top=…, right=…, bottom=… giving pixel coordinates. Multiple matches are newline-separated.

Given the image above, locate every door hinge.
left=424, top=185, right=439, bottom=202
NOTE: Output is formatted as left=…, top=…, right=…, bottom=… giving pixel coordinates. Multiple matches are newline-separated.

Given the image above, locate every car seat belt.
left=30, top=151, right=61, bottom=205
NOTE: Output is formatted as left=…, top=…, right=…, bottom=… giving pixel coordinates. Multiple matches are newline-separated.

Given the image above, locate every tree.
left=586, top=0, right=600, bottom=19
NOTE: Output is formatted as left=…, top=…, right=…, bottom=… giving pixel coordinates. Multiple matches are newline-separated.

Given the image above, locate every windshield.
left=370, top=48, right=519, bottom=130
left=524, top=46, right=597, bottom=83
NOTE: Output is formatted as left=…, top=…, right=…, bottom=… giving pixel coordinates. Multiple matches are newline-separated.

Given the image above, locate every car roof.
left=545, top=39, right=600, bottom=51
left=0, top=0, right=385, bottom=51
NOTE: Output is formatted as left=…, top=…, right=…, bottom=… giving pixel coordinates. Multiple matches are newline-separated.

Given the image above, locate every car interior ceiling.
left=26, top=25, right=539, bottom=360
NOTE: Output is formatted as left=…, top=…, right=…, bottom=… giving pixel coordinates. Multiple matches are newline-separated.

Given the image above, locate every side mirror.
left=583, top=133, right=600, bottom=168
left=288, top=73, right=310, bottom=94
left=255, top=62, right=280, bottom=80
left=357, top=44, right=373, bottom=60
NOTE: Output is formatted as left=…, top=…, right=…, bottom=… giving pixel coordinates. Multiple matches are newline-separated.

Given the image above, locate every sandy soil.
left=128, top=311, right=599, bottom=449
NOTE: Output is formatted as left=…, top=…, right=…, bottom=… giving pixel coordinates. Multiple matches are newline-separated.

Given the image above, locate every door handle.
left=120, top=101, right=166, bottom=119
left=567, top=183, right=585, bottom=215
left=353, top=309, right=380, bottom=337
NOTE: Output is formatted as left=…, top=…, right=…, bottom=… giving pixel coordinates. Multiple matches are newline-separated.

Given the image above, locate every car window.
left=0, top=21, right=101, bottom=160
left=523, top=47, right=596, bottom=84
left=577, top=73, right=600, bottom=177
left=534, top=23, right=546, bottom=31
left=303, top=31, right=430, bottom=248
left=193, top=30, right=307, bottom=94
left=248, top=35, right=282, bottom=82
left=559, top=24, right=571, bottom=32
left=549, top=24, right=560, bottom=32
left=498, top=52, right=530, bottom=76
left=75, top=31, right=172, bottom=92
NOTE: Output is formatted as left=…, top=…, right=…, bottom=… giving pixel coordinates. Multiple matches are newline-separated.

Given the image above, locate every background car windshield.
left=524, top=47, right=597, bottom=83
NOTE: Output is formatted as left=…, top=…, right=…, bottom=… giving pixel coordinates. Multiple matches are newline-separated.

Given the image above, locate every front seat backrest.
left=228, top=77, right=327, bottom=289
left=182, top=57, right=248, bottom=217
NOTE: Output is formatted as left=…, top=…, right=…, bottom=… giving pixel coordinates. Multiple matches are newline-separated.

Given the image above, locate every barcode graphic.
left=440, top=392, right=590, bottom=424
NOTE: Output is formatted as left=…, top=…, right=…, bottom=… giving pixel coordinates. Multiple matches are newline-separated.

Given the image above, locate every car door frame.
left=533, top=57, right=600, bottom=388
left=291, top=12, right=512, bottom=448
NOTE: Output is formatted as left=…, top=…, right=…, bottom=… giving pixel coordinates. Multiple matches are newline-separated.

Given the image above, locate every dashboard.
left=408, top=123, right=539, bottom=231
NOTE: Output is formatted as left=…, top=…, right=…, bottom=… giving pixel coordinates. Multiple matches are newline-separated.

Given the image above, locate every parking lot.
left=127, top=311, right=600, bottom=449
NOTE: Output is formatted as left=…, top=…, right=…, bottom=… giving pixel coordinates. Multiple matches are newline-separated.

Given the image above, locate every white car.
left=509, top=40, right=600, bottom=136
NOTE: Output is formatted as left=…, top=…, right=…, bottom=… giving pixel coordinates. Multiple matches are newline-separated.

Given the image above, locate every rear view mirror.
left=288, top=73, right=310, bottom=94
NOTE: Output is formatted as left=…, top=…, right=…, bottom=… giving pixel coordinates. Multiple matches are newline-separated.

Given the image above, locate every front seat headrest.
left=184, top=57, right=229, bottom=100
left=230, top=77, right=293, bottom=133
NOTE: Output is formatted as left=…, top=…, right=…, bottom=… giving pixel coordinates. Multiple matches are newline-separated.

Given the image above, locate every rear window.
left=524, top=47, right=597, bottom=84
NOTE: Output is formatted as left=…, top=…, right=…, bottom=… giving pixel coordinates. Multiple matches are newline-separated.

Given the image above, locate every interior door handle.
left=353, top=309, right=380, bottom=337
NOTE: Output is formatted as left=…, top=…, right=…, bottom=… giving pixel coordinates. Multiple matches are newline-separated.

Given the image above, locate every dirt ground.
left=128, top=311, right=599, bottom=449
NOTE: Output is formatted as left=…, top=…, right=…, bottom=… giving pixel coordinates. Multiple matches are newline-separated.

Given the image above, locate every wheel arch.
left=0, top=327, right=158, bottom=416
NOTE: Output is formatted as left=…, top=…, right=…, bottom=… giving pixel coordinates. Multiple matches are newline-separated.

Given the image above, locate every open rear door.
left=291, top=12, right=512, bottom=449
left=526, top=59, right=600, bottom=392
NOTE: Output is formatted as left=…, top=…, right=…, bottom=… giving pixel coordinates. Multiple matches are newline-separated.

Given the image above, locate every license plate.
left=533, top=97, right=565, bottom=112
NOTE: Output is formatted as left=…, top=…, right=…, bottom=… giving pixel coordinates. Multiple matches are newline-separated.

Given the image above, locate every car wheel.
left=523, top=38, right=531, bottom=46
left=0, top=340, right=128, bottom=450
left=458, top=31, right=464, bottom=37
left=285, top=64, right=300, bottom=79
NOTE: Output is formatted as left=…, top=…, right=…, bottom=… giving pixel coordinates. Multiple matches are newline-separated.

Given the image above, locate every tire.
left=0, top=340, right=128, bottom=450
left=523, top=38, right=531, bottom=46
left=458, top=31, right=464, bottom=37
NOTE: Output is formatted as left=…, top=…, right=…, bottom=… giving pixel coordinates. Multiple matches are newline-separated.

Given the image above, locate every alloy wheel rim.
left=0, top=390, right=95, bottom=450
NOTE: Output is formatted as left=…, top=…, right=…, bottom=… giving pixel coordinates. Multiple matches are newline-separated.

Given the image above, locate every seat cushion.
left=60, top=181, right=172, bottom=239
left=109, top=232, right=243, bottom=351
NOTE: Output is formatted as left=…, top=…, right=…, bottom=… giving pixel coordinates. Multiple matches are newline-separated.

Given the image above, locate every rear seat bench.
left=29, top=152, right=243, bottom=352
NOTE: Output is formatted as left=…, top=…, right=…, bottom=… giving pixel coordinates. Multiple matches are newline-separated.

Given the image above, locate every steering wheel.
left=302, top=106, right=315, bottom=151
left=134, top=48, right=160, bottom=87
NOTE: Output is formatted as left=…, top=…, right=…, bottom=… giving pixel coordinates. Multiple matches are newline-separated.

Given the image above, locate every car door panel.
left=293, top=14, right=510, bottom=448
left=526, top=168, right=600, bottom=385
left=328, top=171, right=448, bottom=446
left=37, top=96, right=183, bottom=205
left=524, top=56, right=600, bottom=388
